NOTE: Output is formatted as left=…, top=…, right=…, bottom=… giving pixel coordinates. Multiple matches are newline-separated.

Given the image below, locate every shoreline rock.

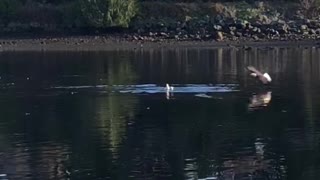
left=127, top=18, right=320, bottom=43
left=0, top=35, right=318, bottom=51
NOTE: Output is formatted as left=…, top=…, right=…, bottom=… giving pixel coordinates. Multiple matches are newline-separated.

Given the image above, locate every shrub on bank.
left=80, top=0, right=138, bottom=28
left=0, top=0, right=22, bottom=26
left=0, top=0, right=138, bottom=33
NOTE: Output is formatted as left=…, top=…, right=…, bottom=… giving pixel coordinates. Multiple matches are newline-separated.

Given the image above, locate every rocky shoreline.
left=3, top=16, right=320, bottom=50
left=128, top=16, right=320, bottom=44
left=1, top=1, right=320, bottom=50
left=0, top=32, right=319, bottom=52
left=0, top=35, right=318, bottom=51
left=125, top=1, right=320, bottom=43
left=129, top=19, right=320, bottom=43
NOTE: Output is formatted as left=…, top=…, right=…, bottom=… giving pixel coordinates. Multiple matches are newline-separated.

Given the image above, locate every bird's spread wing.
left=247, top=66, right=270, bottom=84
left=247, top=66, right=264, bottom=76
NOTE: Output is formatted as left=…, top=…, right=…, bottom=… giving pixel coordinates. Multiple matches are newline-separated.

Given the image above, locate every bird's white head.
left=263, top=73, right=272, bottom=82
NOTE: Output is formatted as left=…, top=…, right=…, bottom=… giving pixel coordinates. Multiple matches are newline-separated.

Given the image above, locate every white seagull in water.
left=165, top=83, right=174, bottom=100
left=166, top=83, right=174, bottom=91
left=247, top=66, right=272, bottom=84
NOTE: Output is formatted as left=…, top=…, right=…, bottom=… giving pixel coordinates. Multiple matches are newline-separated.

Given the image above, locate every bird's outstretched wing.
left=247, top=66, right=269, bottom=84
left=247, top=66, right=264, bottom=76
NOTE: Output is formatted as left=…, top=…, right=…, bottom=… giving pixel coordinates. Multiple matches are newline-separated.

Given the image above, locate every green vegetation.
left=0, top=0, right=21, bottom=26
left=80, top=0, right=138, bottom=28
left=0, top=0, right=319, bottom=33
left=0, top=0, right=139, bottom=32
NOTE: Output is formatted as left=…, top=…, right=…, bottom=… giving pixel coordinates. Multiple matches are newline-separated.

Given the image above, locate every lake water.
left=0, top=47, right=319, bottom=179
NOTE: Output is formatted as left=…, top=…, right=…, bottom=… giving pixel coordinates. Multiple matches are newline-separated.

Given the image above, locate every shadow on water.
left=0, top=47, right=319, bottom=179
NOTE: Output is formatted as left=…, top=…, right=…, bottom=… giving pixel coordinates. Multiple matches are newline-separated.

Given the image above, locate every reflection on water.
left=0, top=48, right=319, bottom=179
left=248, top=91, right=272, bottom=111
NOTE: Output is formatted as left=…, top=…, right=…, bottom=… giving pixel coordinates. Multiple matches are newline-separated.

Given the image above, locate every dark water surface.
left=0, top=48, right=319, bottom=179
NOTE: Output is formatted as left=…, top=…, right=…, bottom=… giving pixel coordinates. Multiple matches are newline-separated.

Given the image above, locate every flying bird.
left=247, top=66, right=272, bottom=84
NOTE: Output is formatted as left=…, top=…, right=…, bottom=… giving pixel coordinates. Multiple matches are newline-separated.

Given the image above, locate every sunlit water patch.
left=50, top=84, right=239, bottom=94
